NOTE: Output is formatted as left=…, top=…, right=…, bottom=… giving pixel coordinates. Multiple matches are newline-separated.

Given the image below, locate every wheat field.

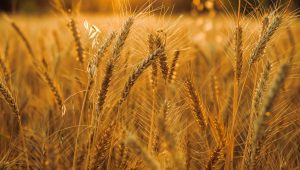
left=0, top=1, right=299, bottom=170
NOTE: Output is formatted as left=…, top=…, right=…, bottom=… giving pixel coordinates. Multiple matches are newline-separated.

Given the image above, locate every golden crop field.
left=0, top=0, right=299, bottom=169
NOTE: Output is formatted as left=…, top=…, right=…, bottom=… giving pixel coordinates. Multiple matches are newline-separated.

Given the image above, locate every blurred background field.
left=1, top=0, right=300, bottom=14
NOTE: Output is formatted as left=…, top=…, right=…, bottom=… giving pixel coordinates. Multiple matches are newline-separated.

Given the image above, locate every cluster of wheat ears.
left=0, top=1, right=299, bottom=170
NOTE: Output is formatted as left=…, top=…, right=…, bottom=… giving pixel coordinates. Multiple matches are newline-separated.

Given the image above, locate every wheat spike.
left=41, top=70, right=64, bottom=112
left=206, top=145, right=223, bottom=170
left=152, top=32, right=169, bottom=80
left=248, top=15, right=282, bottom=66
left=148, top=34, right=158, bottom=88
left=87, top=32, right=116, bottom=79
left=69, top=18, right=85, bottom=64
left=9, top=19, right=36, bottom=59
left=0, top=81, right=19, bottom=114
left=90, top=123, right=115, bottom=170
left=168, top=49, right=180, bottom=82
left=185, top=78, right=207, bottom=130
left=235, top=26, right=243, bottom=82
left=118, top=48, right=163, bottom=106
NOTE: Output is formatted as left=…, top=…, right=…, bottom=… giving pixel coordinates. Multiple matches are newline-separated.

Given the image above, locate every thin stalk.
left=72, top=79, right=93, bottom=170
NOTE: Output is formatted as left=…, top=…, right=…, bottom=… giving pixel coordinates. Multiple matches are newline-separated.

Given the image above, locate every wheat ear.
left=155, top=33, right=169, bottom=80
left=0, top=81, right=30, bottom=170
left=41, top=70, right=64, bottom=112
left=87, top=32, right=116, bottom=79
left=8, top=19, right=36, bottom=60
left=148, top=34, right=158, bottom=88
left=248, top=15, right=282, bottom=66
left=88, top=19, right=134, bottom=169
left=206, top=145, right=223, bottom=170
left=184, top=78, right=207, bottom=130
left=234, top=26, right=243, bottom=83
left=147, top=33, right=158, bottom=152
left=89, top=123, right=115, bottom=170
left=118, top=48, right=163, bottom=107
left=168, top=49, right=180, bottom=82
left=69, top=18, right=85, bottom=64
left=73, top=16, right=133, bottom=167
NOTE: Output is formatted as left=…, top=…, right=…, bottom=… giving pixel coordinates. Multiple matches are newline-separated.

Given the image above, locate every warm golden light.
left=0, top=0, right=299, bottom=169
